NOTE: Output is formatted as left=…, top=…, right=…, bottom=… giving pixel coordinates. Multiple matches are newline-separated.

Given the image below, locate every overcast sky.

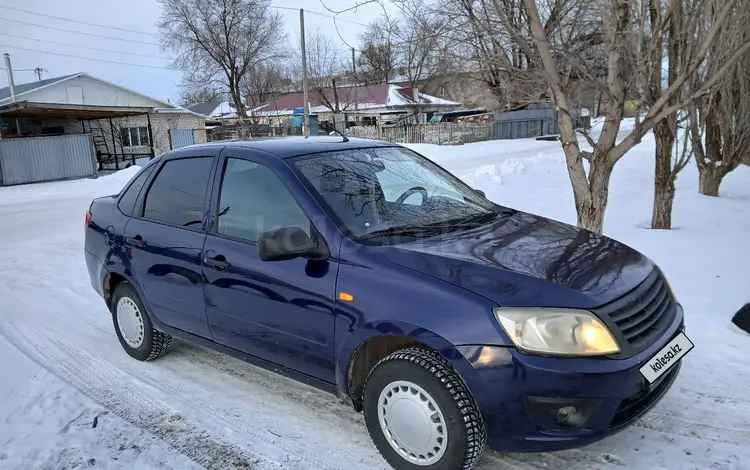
left=0, top=0, right=394, bottom=104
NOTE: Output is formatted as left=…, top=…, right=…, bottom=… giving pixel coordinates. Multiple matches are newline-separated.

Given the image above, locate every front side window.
left=216, top=158, right=311, bottom=243
left=291, top=146, right=496, bottom=241
left=142, top=157, right=213, bottom=227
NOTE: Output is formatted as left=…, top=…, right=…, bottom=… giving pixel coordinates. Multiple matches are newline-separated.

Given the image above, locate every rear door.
left=201, top=149, right=338, bottom=382
left=124, top=151, right=218, bottom=338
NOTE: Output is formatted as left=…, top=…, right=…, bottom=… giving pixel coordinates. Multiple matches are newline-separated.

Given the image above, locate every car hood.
left=382, top=209, right=654, bottom=309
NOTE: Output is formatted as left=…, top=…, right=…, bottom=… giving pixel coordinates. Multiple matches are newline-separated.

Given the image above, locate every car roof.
left=184, top=136, right=398, bottom=160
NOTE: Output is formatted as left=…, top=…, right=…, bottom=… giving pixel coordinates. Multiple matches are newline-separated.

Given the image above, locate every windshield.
left=291, top=146, right=497, bottom=241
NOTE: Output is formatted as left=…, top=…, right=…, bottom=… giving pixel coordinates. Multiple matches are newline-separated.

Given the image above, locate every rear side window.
left=118, top=165, right=155, bottom=216
left=142, top=157, right=214, bottom=228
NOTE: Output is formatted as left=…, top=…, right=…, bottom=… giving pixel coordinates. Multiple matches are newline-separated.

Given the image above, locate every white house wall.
left=20, top=75, right=170, bottom=108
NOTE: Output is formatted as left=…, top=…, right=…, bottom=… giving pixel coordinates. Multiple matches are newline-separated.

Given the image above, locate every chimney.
left=412, top=87, right=419, bottom=102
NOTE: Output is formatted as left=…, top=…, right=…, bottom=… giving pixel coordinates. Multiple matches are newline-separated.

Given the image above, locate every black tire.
left=110, top=281, right=172, bottom=361
left=363, top=347, right=486, bottom=470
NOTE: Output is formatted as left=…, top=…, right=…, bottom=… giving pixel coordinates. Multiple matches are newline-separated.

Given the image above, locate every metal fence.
left=170, top=129, right=196, bottom=149
left=0, top=134, right=97, bottom=186
left=348, top=116, right=590, bottom=145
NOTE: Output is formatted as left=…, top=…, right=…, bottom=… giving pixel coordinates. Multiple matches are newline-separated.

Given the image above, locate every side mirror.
left=474, top=189, right=486, bottom=198
left=258, top=226, right=329, bottom=262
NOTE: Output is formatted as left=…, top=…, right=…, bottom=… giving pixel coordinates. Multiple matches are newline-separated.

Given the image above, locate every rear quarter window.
left=117, top=165, right=156, bottom=216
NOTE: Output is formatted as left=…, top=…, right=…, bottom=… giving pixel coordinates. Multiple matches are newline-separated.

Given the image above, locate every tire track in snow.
left=0, top=314, right=398, bottom=470
left=0, top=316, right=282, bottom=470
left=138, top=341, right=391, bottom=469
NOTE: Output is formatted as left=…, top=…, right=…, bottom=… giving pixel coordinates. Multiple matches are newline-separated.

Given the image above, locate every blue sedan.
left=84, top=136, right=692, bottom=469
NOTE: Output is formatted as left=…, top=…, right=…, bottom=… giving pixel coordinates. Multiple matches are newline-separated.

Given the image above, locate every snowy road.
left=1, top=134, right=749, bottom=470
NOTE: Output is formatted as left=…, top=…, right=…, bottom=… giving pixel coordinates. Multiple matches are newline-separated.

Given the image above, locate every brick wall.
left=9, top=112, right=205, bottom=157
left=99, top=112, right=207, bottom=155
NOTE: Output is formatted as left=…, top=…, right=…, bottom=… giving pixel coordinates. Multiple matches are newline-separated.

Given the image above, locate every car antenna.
left=329, top=128, right=349, bottom=143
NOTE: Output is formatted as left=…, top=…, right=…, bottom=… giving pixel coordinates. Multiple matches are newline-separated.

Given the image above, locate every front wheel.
left=363, top=348, right=486, bottom=470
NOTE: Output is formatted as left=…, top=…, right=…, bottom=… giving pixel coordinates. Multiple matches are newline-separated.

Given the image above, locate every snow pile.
left=0, top=134, right=749, bottom=470
left=0, top=165, right=141, bottom=205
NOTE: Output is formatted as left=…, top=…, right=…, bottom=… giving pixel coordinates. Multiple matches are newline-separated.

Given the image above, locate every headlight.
left=493, top=308, right=620, bottom=356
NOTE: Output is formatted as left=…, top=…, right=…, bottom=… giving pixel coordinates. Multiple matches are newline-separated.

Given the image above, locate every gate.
left=0, top=134, right=96, bottom=186
left=170, top=129, right=195, bottom=149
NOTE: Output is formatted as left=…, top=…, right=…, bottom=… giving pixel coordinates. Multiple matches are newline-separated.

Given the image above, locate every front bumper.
left=454, top=305, right=685, bottom=453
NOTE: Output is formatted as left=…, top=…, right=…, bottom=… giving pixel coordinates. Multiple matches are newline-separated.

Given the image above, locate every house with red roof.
left=249, top=83, right=462, bottom=126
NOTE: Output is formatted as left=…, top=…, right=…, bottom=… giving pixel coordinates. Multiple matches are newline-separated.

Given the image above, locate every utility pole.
left=3, top=54, right=16, bottom=102
left=33, top=67, right=47, bottom=81
left=3, top=53, right=22, bottom=135
left=299, top=9, right=310, bottom=137
left=351, top=47, right=358, bottom=113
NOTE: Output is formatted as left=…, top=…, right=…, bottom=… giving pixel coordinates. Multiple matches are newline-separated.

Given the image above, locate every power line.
left=0, top=32, right=169, bottom=59
left=0, top=44, right=173, bottom=70
left=272, top=5, right=369, bottom=27
left=0, top=5, right=158, bottom=36
left=0, top=4, right=368, bottom=33
left=0, top=18, right=160, bottom=46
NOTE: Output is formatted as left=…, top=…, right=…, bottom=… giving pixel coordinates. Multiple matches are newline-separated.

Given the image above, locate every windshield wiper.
left=358, top=212, right=500, bottom=241
left=444, top=210, right=498, bottom=228
left=358, top=225, right=439, bottom=241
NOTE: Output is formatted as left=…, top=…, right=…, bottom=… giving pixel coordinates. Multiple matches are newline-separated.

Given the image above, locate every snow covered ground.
left=1, top=128, right=749, bottom=470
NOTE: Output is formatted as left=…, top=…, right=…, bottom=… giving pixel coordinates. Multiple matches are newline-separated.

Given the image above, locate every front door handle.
left=125, top=236, right=146, bottom=248
left=204, top=254, right=231, bottom=270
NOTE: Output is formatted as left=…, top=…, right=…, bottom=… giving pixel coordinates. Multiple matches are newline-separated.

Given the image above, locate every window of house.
left=120, top=126, right=150, bottom=147
left=142, top=157, right=214, bottom=227
left=41, top=126, right=65, bottom=135
left=216, top=158, right=311, bottom=243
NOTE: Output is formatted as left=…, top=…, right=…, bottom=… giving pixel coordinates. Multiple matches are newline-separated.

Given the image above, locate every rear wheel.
left=111, top=281, right=171, bottom=361
left=363, top=347, right=486, bottom=470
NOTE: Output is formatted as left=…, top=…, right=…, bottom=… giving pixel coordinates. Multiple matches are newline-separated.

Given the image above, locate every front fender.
left=334, top=319, right=481, bottom=400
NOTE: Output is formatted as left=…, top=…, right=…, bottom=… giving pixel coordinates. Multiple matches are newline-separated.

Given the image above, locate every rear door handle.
left=125, top=236, right=146, bottom=248
left=204, top=255, right=231, bottom=270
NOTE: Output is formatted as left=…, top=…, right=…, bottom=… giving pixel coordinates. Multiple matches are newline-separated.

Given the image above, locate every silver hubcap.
left=116, top=297, right=145, bottom=348
left=378, top=380, right=447, bottom=466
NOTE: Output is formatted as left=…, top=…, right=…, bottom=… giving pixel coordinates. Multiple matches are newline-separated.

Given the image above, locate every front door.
left=202, top=155, right=338, bottom=383
left=124, top=155, right=215, bottom=338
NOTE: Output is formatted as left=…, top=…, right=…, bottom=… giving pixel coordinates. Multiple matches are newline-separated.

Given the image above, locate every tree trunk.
left=698, top=116, right=726, bottom=197
left=575, top=161, right=613, bottom=233
left=652, top=179, right=676, bottom=229
left=698, top=166, right=723, bottom=196
left=651, top=120, right=677, bottom=229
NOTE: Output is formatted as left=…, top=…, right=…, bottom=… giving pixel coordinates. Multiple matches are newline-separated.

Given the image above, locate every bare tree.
left=357, top=18, right=399, bottom=84
left=688, top=6, right=750, bottom=197
left=396, top=0, right=457, bottom=89
left=178, top=80, right=222, bottom=107
left=243, top=62, right=287, bottom=112
left=646, top=0, right=692, bottom=229
left=440, top=0, right=582, bottom=110
left=158, top=0, right=286, bottom=118
left=472, top=0, right=750, bottom=233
